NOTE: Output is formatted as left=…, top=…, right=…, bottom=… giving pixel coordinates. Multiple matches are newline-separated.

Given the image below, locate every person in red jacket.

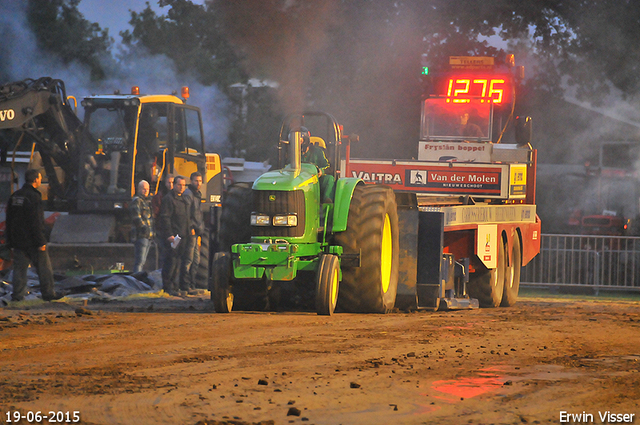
left=6, top=169, right=57, bottom=301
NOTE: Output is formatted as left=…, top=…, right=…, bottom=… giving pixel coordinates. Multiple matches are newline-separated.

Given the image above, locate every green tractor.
left=211, top=112, right=399, bottom=315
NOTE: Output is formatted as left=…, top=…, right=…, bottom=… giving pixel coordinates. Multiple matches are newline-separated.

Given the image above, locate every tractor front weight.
left=231, top=242, right=343, bottom=281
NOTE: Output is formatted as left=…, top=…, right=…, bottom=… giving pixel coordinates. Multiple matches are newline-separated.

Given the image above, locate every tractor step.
left=416, top=284, right=479, bottom=311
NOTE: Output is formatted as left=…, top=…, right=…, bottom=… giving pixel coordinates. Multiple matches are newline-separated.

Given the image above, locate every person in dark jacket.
left=181, top=171, right=204, bottom=291
left=151, top=174, right=173, bottom=219
left=456, top=111, right=484, bottom=138
left=130, top=180, right=154, bottom=273
left=152, top=174, right=173, bottom=268
left=6, top=169, right=56, bottom=301
left=158, top=175, right=191, bottom=295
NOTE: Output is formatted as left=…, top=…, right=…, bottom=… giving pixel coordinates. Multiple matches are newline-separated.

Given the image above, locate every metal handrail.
left=522, top=234, right=640, bottom=292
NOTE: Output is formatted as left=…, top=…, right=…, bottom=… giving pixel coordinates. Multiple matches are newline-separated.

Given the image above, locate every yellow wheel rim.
left=381, top=214, right=392, bottom=293
left=331, top=267, right=339, bottom=305
left=226, top=292, right=234, bottom=312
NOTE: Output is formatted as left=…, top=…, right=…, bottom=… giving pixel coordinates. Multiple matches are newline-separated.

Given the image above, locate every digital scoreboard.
left=443, top=77, right=511, bottom=104
left=425, top=56, right=516, bottom=105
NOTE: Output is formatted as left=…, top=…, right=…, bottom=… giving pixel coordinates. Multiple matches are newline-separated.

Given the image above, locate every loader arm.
left=0, top=77, right=83, bottom=200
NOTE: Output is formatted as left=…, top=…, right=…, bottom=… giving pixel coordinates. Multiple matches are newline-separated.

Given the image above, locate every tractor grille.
left=252, top=190, right=305, bottom=238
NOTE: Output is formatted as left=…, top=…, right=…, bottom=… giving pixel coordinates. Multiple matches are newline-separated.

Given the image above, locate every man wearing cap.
left=299, top=127, right=334, bottom=203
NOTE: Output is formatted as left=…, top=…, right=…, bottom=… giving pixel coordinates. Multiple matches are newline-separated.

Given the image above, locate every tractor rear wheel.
left=501, top=234, right=521, bottom=307
left=334, top=185, right=399, bottom=313
left=219, top=182, right=253, bottom=251
left=469, top=236, right=505, bottom=308
left=315, top=254, right=340, bottom=315
left=210, top=252, right=233, bottom=313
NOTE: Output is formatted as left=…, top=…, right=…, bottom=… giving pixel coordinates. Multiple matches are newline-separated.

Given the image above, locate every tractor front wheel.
left=315, top=254, right=340, bottom=315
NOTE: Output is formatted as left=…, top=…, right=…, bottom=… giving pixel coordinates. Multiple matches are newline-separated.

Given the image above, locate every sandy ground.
left=1, top=292, right=639, bottom=425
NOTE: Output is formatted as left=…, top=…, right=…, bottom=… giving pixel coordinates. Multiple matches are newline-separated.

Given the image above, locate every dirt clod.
left=287, top=407, right=301, bottom=416
left=74, top=307, right=92, bottom=316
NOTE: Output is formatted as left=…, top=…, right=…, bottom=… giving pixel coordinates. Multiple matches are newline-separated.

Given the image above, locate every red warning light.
left=131, top=86, right=140, bottom=95
left=181, top=86, right=190, bottom=100
left=506, top=54, right=515, bottom=67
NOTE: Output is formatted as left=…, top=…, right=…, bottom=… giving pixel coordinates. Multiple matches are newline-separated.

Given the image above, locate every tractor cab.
left=276, top=112, right=344, bottom=180
left=247, top=112, right=344, bottom=249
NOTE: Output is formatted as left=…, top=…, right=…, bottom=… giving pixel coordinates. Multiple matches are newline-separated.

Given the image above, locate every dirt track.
left=1, top=293, right=639, bottom=425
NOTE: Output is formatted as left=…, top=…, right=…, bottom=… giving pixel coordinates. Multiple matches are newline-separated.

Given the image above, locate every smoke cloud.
left=217, top=0, right=339, bottom=115
left=0, top=1, right=230, bottom=152
left=217, top=1, right=425, bottom=159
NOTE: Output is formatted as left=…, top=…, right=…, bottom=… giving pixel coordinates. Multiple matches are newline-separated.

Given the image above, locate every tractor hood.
left=252, top=163, right=319, bottom=192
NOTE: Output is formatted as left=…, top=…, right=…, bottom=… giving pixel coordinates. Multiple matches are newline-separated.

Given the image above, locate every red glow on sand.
left=431, top=377, right=504, bottom=399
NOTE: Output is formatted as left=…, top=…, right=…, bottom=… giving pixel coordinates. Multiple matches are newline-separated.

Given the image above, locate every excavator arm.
left=0, top=77, right=82, bottom=201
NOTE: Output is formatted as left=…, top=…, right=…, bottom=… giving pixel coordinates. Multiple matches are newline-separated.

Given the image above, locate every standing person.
left=135, top=106, right=160, bottom=183
left=152, top=174, right=173, bottom=268
left=6, top=169, right=57, bottom=301
left=158, top=175, right=191, bottom=295
left=152, top=174, right=173, bottom=219
left=130, top=180, right=154, bottom=273
left=182, top=171, right=204, bottom=291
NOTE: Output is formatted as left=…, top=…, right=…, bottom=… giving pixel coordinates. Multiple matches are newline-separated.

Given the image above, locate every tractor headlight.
left=273, top=214, right=298, bottom=227
left=251, top=214, right=270, bottom=226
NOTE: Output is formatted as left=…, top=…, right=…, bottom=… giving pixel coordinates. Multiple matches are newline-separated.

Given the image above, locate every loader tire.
left=501, top=234, right=521, bottom=307
left=469, top=236, right=506, bottom=308
left=219, top=182, right=253, bottom=251
left=209, top=252, right=268, bottom=312
left=210, top=252, right=233, bottom=313
left=194, top=228, right=209, bottom=289
left=334, top=184, right=399, bottom=313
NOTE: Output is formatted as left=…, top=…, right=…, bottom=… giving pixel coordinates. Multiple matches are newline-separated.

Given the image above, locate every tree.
left=26, top=0, right=113, bottom=81
left=121, top=0, right=246, bottom=89
left=121, top=1, right=256, bottom=158
left=127, top=1, right=640, bottom=161
left=290, top=2, right=640, bottom=155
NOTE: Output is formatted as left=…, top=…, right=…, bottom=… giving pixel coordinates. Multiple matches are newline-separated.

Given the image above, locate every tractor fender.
left=332, top=178, right=363, bottom=232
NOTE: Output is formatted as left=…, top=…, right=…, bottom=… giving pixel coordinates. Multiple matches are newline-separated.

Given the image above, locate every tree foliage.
left=211, top=0, right=640, bottom=158
left=120, top=0, right=246, bottom=89
left=16, top=0, right=640, bottom=160
left=406, top=1, right=639, bottom=100
left=26, top=0, right=113, bottom=80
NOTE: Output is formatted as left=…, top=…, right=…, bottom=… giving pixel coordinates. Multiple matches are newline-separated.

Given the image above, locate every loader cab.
left=78, top=93, right=207, bottom=213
